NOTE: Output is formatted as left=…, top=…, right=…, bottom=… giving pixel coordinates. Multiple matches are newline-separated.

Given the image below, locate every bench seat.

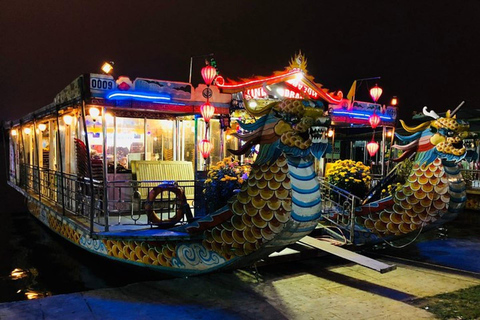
left=131, top=161, right=195, bottom=200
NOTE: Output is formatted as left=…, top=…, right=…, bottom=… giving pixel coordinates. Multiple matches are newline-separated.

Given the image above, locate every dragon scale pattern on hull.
left=204, top=155, right=323, bottom=258
left=358, top=159, right=465, bottom=238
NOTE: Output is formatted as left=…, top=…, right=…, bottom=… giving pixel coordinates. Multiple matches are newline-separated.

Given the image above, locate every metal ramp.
left=299, top=236, right=396, bottom=273
left=259, top=179, right=396, bottom=272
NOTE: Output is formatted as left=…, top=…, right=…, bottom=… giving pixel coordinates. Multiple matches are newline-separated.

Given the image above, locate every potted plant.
left=204, top=157, right=250, bottom=213
left=325, top=159, right=372, bottom=199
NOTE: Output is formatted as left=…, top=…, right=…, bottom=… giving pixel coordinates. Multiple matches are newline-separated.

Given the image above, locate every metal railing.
left=460, top=169, right=480, bottom=190
left=18, top=164, right=200, bottom=233
left=319, top=177, right=363, bottom=244
left=105, top=179, right=198, bottom=226
left=20, top=164, right=104, bottom=219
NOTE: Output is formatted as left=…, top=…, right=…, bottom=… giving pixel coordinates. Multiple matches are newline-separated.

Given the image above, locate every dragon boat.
left=351, top=107, right=470, bottom=245
left=3, top=54, right=471, bottom=276
left=317, top=105, right=471, bottom=246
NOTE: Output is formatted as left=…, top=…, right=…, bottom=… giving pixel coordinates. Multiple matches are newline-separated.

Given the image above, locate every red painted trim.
left=417, top=141, right=434, bottom=152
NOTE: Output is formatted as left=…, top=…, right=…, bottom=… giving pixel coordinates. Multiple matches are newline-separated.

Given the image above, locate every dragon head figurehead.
left=394, top=106, right=470, bottom=165
left=230, top=99, right=330, bottom=165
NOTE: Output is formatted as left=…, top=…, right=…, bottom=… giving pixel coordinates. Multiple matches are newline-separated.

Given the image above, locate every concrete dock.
left=1, top=256, right=479, bottom=320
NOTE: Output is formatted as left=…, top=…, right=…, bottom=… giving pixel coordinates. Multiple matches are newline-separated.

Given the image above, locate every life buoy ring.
left=145, top=182, right=186, bottom=225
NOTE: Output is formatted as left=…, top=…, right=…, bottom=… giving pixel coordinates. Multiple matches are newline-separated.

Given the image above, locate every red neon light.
left=214, top=75, right=225, bottom=86
left=218, top=69, right=343, bottom=104
left=218, top=70, right=300, bottom=89
left=280, top=88, right=303, bottom=99
left=243, top=86, right=303, bottom=100
left=244, top=87, right=267, bottom=99
left=285, top=79, right=319, bottom=99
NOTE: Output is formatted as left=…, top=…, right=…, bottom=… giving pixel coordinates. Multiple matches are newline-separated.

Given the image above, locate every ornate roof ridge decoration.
left=287, top=50, right=308, bottom=73
left=217, top=53, right=342, bottom=104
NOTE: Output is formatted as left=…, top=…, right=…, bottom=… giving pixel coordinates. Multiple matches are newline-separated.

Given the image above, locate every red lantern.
left=368, top=112, right=381, bottom=129
left=201, top=66, right=217, bottom=86
left=367, top=139, right=379, bottom=157
left=200, top=102, right=215, bottom=123
left=198, top=139, right=213, bottom=159
left=370, top=84, right=383, bottom=103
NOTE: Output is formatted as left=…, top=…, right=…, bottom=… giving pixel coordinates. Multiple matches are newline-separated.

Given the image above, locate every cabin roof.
left=5, top=73, right=233, bottom=128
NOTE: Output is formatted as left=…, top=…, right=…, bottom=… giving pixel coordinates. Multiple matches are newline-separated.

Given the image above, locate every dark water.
left=0, top=182, right=171, bottom=303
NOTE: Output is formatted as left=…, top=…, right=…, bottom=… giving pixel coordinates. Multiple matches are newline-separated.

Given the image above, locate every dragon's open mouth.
left=452, top=141, right=463, bottom=149
left=309, top=126, right=328, bottom=144
left=436, top=136, right=467, bottom=157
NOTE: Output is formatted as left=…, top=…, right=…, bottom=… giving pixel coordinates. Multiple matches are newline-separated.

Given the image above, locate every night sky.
left=1, top=1, right=479, bottom=122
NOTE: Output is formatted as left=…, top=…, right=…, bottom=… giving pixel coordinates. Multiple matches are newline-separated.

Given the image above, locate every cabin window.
left=58, top=114, right=77, bottom=174
left=146, top=119, right=174, bottom=161
left=38, top=122, right=50, bottom=169
left=9, top=129, right=20, bottom=183
left=105, top=114, right=115, bottom=174
left=116, top=117, right=144, bottom=169
left=210, top=119, right=222, bottom=164
left=197, top=118, right=206, bottom=169
left=86, top=113, right=103, bottom=159
left=22, top=125, right=34, bottom=166
left=178, top=118, right=196, bottom=163
left=49, top=120, right=57, bottom=171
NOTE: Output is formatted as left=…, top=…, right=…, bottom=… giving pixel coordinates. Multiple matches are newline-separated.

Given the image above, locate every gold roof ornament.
left=288, top=51, right=308, bottom=73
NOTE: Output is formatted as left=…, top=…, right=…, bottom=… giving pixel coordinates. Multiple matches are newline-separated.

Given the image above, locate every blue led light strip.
left=106, top=91, right=171, bottom=102
left=331, top=110, right=393, bottom=121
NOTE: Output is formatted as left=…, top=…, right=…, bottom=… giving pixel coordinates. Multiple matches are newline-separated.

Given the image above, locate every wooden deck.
left=24, top=186, right=197, bottom=241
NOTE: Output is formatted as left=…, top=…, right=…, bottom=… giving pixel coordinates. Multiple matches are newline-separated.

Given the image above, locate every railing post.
left=80, top=101, right=96, bottom=236
left=33, top=118, right=42, bottom=203
left=19, top=122, right=27, bottom=189
left=349, top=194, right=356, bottom=244
left=55, top=108, right=66, bottom=216
left=102, top=106, right=109, bottom=232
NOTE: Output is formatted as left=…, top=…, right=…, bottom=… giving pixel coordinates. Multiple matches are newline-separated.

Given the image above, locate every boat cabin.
left=6, top=73, right=236, bottom=233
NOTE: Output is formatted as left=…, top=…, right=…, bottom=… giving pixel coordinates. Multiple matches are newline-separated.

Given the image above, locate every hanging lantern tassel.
left=367, top=138, right=379, bottom=157
left=200, top=102, right=215, bottom=123
left=199, top=139, right=213, bottom=159
left=369, top=112, right=381, bottom=129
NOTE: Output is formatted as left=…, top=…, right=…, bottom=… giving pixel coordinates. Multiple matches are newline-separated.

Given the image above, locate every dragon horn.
left=449, top=101, right=465, bottom=117
left=423, top=106, right=440, bottom=119
left=399, top=119, right=431, bottom=133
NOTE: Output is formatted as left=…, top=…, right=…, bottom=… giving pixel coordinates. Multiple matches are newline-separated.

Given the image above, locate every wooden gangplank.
left=299, top=236, right=396, bottom=273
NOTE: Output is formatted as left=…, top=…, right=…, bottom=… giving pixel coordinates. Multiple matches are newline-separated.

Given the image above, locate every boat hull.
left=16, top=183, right=314, bottom=276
